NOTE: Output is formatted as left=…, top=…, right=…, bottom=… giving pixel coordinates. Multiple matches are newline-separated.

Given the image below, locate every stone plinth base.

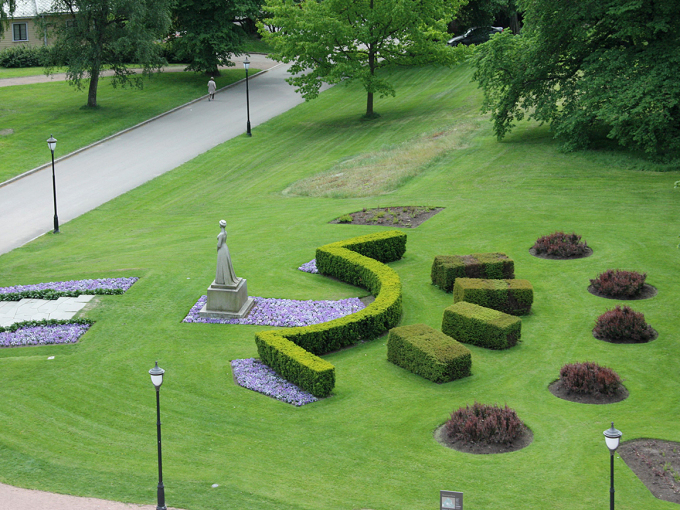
left=199, top=278, right=254, bottom=319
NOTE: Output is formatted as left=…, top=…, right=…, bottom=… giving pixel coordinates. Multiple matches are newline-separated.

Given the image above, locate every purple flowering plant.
left=0, top=277, right=139, bottom=301
left=183, top=295, right=364, bottom=327
left=1, top=322, right=91, bottom=348
left=231, top=358, right=318, bottom=406
left=298, top=259, right=319, bottom=274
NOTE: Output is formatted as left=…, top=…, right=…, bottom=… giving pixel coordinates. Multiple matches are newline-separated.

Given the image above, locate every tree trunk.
left=365, top=46, right=376, bottom=118
left=87, top=64, right=100, bottom=107
left=509, top=12, right=520, bottom=35
left=366, top=91, right=374, bottom=117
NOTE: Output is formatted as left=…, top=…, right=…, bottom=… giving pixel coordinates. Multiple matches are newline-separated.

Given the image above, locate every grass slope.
left=0, top=69, right=250, bottom=183
left=0, top=64, right=679, bottom=510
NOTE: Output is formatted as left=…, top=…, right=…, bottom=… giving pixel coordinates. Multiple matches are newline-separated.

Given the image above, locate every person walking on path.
left=208, top=77, right=216, bottom=101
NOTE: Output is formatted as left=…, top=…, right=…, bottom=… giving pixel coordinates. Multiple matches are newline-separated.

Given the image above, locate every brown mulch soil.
left=329, top=206, right=444, bottom=228
left=548, top=380, right=629, bottom=404
left=587, top=283, right=658, bottom=300
left=618, top=438, right=680, bottom=504
left=433, top=424, right=533, bottom=455
left=528, top=246, right=593, bottom=260
left=593, top=327, right=658, bottom=344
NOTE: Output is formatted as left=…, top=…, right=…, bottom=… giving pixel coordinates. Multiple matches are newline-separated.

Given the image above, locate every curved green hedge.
left=255, top=230, right=406, bottom=398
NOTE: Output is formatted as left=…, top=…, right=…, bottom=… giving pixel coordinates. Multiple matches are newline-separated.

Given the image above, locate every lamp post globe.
left=149, top=362, right=167, bottom=510
left=243, top=57, right=252, bottom=136
left=603, top=422, right=623, bottom=510
left=47, top=135, right=59, bottom=233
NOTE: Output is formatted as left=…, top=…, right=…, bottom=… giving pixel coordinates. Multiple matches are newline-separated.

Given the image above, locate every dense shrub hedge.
left=590, top=269, right=646, bottom=298
left=431, top=252, right=514, bottom=292
left=532, top=231, right=589, bottom=257
left=446, top=402, right=525, bottom=444
left=255, top=230, right=406, bottom=397
left=559, top=362, right=621, bottom=396
left=593, top=305, right=655, bottom=343
left=441, top=302, right=521, bottom=349
left=387, top=323, right=472, bottom=383
left=0, top=317, right=94, bottom=333
left=0, top=45, right=51, bottom=68
left=453, top=278, right=533, bottom=315
left=0, top=288, right=126, bottom=302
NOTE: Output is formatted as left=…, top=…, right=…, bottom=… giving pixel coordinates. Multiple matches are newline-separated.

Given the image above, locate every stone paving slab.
left=0, top=295, right=94, bottom=327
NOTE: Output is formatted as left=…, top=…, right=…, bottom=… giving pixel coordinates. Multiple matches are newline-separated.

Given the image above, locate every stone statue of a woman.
left=215, top=220, right=240, bottom=286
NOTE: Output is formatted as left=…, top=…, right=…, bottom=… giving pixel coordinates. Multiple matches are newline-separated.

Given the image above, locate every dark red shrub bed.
left=593, top=305, right=655, bottom=343
left=590, top=269, right=646, bottom=298
left=532, top=231, right=589, bottom=257
left=445, top=402, right=524, bottom=444
left=559, top=362, right=622, bottom=396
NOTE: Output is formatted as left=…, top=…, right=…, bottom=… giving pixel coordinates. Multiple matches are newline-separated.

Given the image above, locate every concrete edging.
left=0, top=67, right=271, bottom=189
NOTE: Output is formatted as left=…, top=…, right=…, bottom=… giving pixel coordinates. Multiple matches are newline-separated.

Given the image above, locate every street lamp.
left=603, top=422, right=623, bottom=510
left=149, top=362, right=167, bottom=510
left=243, top=57, right=252, bottom=136
left=46, top=135, right=59, bottom=233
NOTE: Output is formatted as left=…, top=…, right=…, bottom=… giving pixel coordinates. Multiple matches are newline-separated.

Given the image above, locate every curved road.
left=0, top=56, right=306, bottom=255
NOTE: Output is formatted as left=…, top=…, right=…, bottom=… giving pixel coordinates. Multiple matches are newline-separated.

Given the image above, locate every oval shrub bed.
left=587, top=269, right=657, bottom=300
left=549, top=361, right=628, bottom=404
left=592, top=305, right=658, bottom=343
left=529, top=231, right=592, bottom=260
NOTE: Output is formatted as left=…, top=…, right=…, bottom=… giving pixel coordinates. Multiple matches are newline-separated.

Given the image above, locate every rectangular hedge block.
left=453, top=278, right=533, bottom=316
left=442, top=302, right=521, bottom=350
left=431, top=253, right=514, bottom=292
left=387, top=323, right=472, bottom=383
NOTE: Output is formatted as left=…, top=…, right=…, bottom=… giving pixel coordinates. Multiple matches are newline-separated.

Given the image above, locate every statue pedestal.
left=198, top=278, right=254, bottom=319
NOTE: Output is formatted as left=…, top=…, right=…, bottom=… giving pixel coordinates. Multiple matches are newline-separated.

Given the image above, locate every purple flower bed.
left=0, top=323, right=91, bottom=348
left=183, top=295, right=365, bottom=326
left=0, top=277, right=138, bottom=300
left=298, top=259, right=319, bottom=274
left=231, top=358, right=318, bottom=406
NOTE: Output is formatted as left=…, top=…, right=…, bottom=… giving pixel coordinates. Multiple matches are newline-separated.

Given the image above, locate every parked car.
left=447, top=26, right=503, bottom=46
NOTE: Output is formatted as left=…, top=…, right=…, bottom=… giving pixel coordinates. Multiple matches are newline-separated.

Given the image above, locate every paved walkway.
left=0, top=482, right=182, bottom=510
left=0, top=295, right=93, bottom=327
left=0, top=55, right=310, bottom=256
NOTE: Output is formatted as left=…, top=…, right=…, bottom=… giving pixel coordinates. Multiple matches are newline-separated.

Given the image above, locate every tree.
left=170, top=0, right=260, bottom=76
left=45, top=0, right=172, bottom=107
left=448, top=0, right=520, bottom=35
left=0, top=0, right=16, bottom=36
left=472, top=0, right=680, bottom=158
left=259, top=0, right=466, bottom=118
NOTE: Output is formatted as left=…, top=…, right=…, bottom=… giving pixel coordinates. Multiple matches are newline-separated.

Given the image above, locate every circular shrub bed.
left=588, top=269, right=656, bottom=300
left=593, top=305, right=657, bottom=343
left=549, top=362, right=628, bottom=404
left=435, top=402, right=532, bottom=454
left=529, top=231, right=591, bottom=259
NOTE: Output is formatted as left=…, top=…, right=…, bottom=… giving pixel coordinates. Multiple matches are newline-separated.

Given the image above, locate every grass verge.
left=0, top=64, right=679, bottom=510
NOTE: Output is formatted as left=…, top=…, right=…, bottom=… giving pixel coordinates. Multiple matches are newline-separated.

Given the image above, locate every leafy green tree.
left=260, top=0, right=466, bottom=118
left=170, top=0, right=260, bottom=76
left=45, top=0, right=171, bottom=107
left=0, top=0, right=16, bottom=36
left=472, top=0, right=680, bottom=158
left=448, top=0, right=519, bottom=35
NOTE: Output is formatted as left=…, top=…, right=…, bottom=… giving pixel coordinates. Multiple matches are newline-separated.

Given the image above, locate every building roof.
left=3, top=0, right=67, bottom=18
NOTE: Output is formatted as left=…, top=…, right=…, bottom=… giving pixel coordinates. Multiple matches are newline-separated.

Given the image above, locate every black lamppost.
left=149, top=362, right=167, bottom=510
left=47, top=135, right=59, bottom=233
left=603, top=422, right=623, bottom=510
left=243, top=57, right=252, bottom=136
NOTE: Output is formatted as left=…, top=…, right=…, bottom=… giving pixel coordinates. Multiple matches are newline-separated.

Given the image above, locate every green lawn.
left=0, top=64, right=679, bottom=510
left=0, top=69, right=253, bottom=183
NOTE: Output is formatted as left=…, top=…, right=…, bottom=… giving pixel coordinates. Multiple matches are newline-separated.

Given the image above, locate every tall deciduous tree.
left=170, top=0, right=260, bottom=76
left=260, top=0, right=466, bottom=118
left=0, top=0, right=16, bottom=36
left=46, top=0, right=171, bottom=107
left=472, top=0, right=680, bottom=158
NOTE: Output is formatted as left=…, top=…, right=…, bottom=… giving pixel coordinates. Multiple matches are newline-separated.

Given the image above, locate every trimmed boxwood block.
left=431, top=253, right=514, bottom=292
left=387, top=323, right=472, bottom=383
left=442, top=302, right=521, bottom=350
left=453, top=278, right=533, bottom=315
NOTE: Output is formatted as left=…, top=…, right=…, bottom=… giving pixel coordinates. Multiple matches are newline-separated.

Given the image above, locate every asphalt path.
left=0, top=57, right=306, bottom=255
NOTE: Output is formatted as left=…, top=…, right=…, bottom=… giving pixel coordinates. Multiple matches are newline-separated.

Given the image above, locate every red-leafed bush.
left=445, top=402, right=524, bottom=444
left=593, top=305, right=654, bottom=343
left=559, top=362, right=622, bottom=396
left=532, top=231, right=589, bottom=257
left=590, top=269, right=646, bottom=298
